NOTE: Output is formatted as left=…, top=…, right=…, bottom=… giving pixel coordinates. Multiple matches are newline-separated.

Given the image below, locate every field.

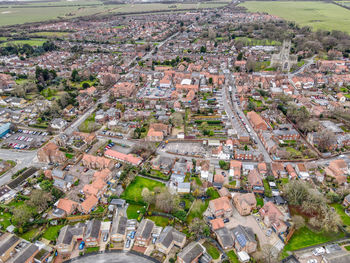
left=126, top=204, right=146, bottom=219
left=0, top=38, right=46, bottom=46
left=283, top=226, right=345, bottom=255
left=331, top=203, right=350, bottom=226
left=120, top=176, right=165, bottom=203
left=0, top=0, right=230, bottom=27
left=240, top=1, right=350, bottom=34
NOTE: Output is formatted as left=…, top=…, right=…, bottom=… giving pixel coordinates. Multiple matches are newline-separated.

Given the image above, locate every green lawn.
left=91, top=205, right=105, bottom=214
left=0, top=212, right=12, bottom=229
left=146, top=215, right=169, bottom=228
left=42, top=225, right=64, bottom=241
left=240, top=1, right=350, bottom=34
left=0, top=39, right=46, bottom=47
left=345, top=245, right=350, bottom=251
left=85, top=246, right=99, bottom=253
left=29, top=31, right=71, bottom=38
left=186, top=200, right=208, bottom=223
left=126, top=203, right=146, bottom=219
left=121, top=176, right=165, bottom=203
left=331, top=203, right=350, bottom=226
left=256, top=195, right=264, bottom=207
left=283, top=226, right=345, bottom=253
left=203, top=242, right=220, bottom=260
left=227, top=250, right=239, bottom=263
left=235, top=37, right=281, bottom=46
left=21, top=228, right=39, bottom=241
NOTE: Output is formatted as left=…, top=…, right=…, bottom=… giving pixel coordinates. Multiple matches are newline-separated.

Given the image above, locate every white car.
left=313, top=247, right=325, bottom=256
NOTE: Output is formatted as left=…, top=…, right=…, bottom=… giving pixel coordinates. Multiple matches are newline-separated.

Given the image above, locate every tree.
left=71, top=69, right=80, bottom=82
left=291, top=215, right=305, bottom=230
left=246, top=57, right=256, bottom=72
left=155, top=189, right=179, bottom=213
left=142, top=188, right=155, bottom=205
left=170, top=112, right=183, bottom=127
left=188, top=218, right=206, bottom=237
left=255, top=244, right=279, bottom=263
left=12, top=205, right=33, bottom=226
left=27, top=189, right=52, bottom=211
left=200, top=46, right=207, bottom=53
left=40, top=180, right=53, bottom=191
left=317, top=130, right=336, bottom=152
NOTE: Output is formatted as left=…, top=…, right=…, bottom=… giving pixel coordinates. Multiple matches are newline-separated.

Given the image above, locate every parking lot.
left=137, top=85, right=173, bottom=100
left=1, top=129, right=49, bottom=150
left=162, top=142, right=207, bottom=156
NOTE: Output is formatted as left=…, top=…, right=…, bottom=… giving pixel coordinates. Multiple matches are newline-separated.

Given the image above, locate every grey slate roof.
left=231, top=225, right=256, bottom=248
left=13, top=244, right=38, bottom=263
left=85, top=219, right=101, bottom=239
left=215, top=227, right=234, bottom=248
left=136, top=219, right=154, bottom=239
left=156, top=226, right=186, bottom=249
left=0, top=234, right=19, bottom=256
left=111, top=215, right=127, bottom=236
left=178, top=242, right=204, bottom=263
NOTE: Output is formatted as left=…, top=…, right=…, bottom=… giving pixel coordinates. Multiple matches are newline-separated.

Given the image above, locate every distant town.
left=0, top=1, right=349, bottom=263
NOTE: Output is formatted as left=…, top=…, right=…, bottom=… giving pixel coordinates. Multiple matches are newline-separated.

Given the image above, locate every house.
left=343, top=194, right=350, bottom=207
left=93, top=168, right=112, bottom=182
left=295, top=163, right=309, bottom=180
left=0, top=234, right=20, bottom=262
left=82, top=154, right=114, bottom=170
left=110, top=213, right=127, bottom=242
left=37, top=142, right=66, bottom=164
left=12, top=243, right=39, bottom=263
left=56, top=223, right=85, bottom=255
left=259, top=202, right=287, bottom=233
left=104, top=149, right=142, bottom=166
left=257, top=162, right=267, bottom=177
left=156, top=226, right=186, bottom=254
left=55, top=198, right=79, bottom=217
left=177, top=182, right=191, bottom=193
left=229, top=160, right=242, bottom=178
left=151, top=156, right=174, bottom=174
left=84, top=219, right=101, bottom=247
left=111, top=82, right=136, bottom=97
left=134, top=219, right=155, bottom=247
left=208, top=197, right=233, bottom=218
left=247, top=111, right=268, bottom=130
left=286, top=164, right=297, bottom=179
left=325, top=159, right=348, bottom=185
left=215, top=227, right=234, bottom=250
left=197, top=160, right=212, bottom=180
left=231, top=225, right=257, bottom=254
left=146, top=128, right=164, bottom=142
left=233, top=193, right=257, bottom=216
left=177, top=242, right=206, bottom=263
left=210, top=218, right=225, bottom=231
left=80, top=195, right=98, bottom=214
left=247, top=169, right=264, bottom=193
left=50, top=118, right=68, bottom=130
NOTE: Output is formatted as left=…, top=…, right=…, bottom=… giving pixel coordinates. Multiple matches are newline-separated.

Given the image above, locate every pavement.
left=70, top=253, right=155, bottom=263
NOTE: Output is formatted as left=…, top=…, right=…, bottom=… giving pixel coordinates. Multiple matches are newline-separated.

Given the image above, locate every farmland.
left=0, top=0, right=230, bottom=27
left=240, top=1, right=350, bottom=34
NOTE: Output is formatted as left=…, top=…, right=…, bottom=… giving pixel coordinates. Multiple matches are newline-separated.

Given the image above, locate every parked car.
left=313, top=247, right=325, bottom=256
left=223, top=218, right=229, bottom=223
left=79, top=241, right=85, bottom=250
left=125, top=239, right=131, bottom=248
left=103, top=233, right=108, bottom=242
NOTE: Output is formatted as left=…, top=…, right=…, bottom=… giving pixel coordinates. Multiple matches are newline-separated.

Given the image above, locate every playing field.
left=0, top=0, right=230, bottom=27
left=240, top=1, right=350, bottom=34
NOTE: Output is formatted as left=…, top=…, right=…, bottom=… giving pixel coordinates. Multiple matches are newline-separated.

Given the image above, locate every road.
left=0, top=149, right=39, bottom=186
left=223, top=73, right=272, bottom=163
left=70, top=252, right=156, bottom=263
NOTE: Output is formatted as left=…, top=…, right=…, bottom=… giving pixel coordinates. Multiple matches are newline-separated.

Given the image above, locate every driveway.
left=226, top=206, right=280, bottom=249
left=71, top=252, right=156, bottom=263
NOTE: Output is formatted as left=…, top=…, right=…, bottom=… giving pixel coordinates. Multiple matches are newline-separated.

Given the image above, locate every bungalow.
left=104, top=149, right=142, bottom=166
left=215, top=227, right=234, bottom=250
left=177, top=242, right=207, bottom=263
left=295, top=163, right=309, bottom=180
left=156, top=226, right=186, bottom=255
left=55, top=198, right=79, bottom=217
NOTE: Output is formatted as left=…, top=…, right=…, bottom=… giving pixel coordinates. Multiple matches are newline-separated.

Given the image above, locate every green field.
left=121, top=176, right=165, bottom=203
left=283, top=226, right=345, bottom=254
left=29, top=31, right=71, bottom=38
left=0, top=38, right=46, bottom=46
left=0, top=0, right=230, bottom=27
left=240, top=1, right=350, bottom=34
left=126, top=203, right=146, bottom=219
left=331, top=203, right=350, bottom=226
